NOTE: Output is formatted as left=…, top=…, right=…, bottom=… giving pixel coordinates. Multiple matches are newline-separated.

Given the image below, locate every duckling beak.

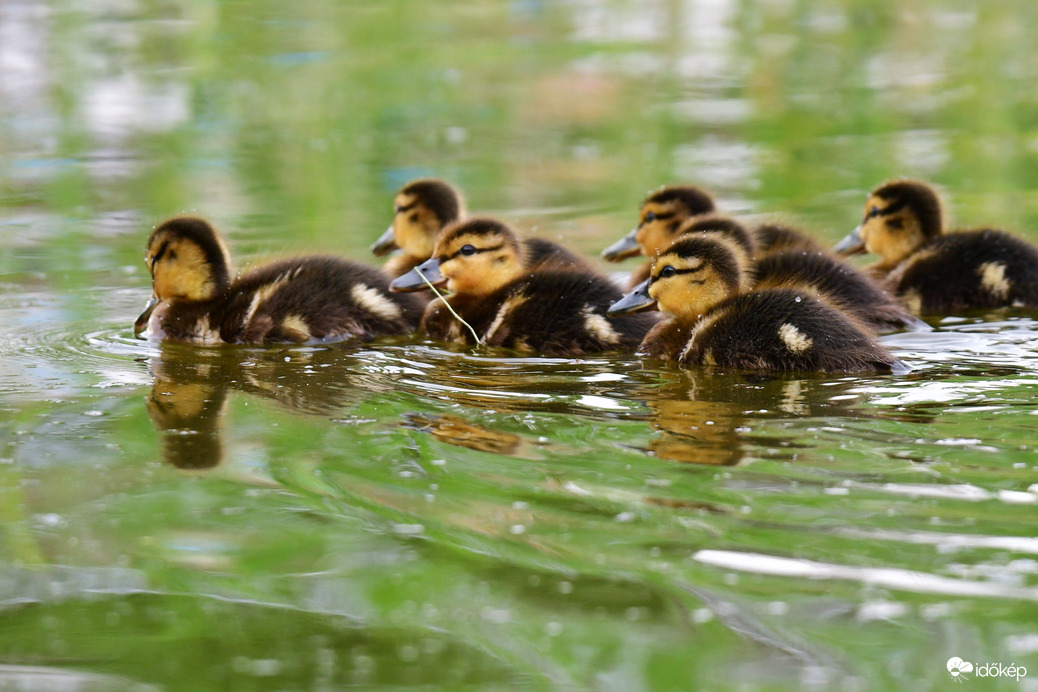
left=390, top=257, right=445, bottom=292
left=134, top=295, right=160, bottom=338
left=833, top=226, right=866, bottom=255
left=370, top=225, right=398, bottom=256
left=601, top=230, right=641, bottom=262
left=607, top=279, right=657, bottom=315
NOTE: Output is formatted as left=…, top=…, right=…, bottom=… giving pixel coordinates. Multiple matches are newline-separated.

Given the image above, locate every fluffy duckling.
left=371, top=179, right=465, bottom=277
left=390, top=217, right=657, bottom=356
left=664, top=215, right=924, bottom=332
left=608, top=234, right=903, bottom=373
left=835, top=179, right=1038, bottom=313
left=372, top=178, right=589, bottom=277
left=602, top=185, right=820, bottom=287
left=135, top=216, right=425, bottom=344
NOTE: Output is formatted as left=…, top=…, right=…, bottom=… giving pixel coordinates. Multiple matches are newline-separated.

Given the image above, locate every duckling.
left=834, top=179, right=1038, bottom=314
left=135, top=216, right=425, bottom=344
left=602, top=185, right=820, bottom=287
left=607, top=234, right=903, bottom=373
left=678, top=215, right=924, bottom=332
left=390, top=217, right=658, bottom=356
left=601, top=185, right=716, bottom=286
left=373, top=178, right=589, bottom=278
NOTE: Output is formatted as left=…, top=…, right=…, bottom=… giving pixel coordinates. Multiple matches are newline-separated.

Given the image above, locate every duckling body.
left=394, top=217, right=656, bottom=356
left=835, top=179, right=1038, bottom=314
left=136, top=216, right=424, bottom=345
left=751, top=249, right=926, bottom=332
left=753, top=222, right=824, bottom=255
left=675, top=288, right=900, bottom=372
left=375, top=178, right=590, bottom=278
left=609, top=235, right=903, bottom=374
left=685, top=216, right=922, bottom=332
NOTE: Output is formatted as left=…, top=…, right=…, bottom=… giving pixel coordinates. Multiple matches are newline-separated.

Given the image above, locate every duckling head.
left=834, top=179, right=943, bottom=265
left=135, top=216, right=232, bottom=334
left=648, top=235, right=747, bottom=320
left=602, top=185, right=715, bottom=261
left=371, top=179, right=464, bottom=258
left=390, top=217, right=523, bottom=295
left=675, top=214, right=757, bottom=264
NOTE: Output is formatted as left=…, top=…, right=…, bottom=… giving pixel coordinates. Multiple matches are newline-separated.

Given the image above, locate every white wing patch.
left=193, top=317, right=222, bottom=344
left=351, top=284, right=402, bottom=321
left=778, top=323, right=813, bottom=353
left=582, top=306, right=620, bottom=346
left=485, top=294, right=527, bottom=342
left=978, top=261, right=1011, bottom=300
left=242, top=278, right=288, bottom=330
left=279, top=315, right=311, bottom=342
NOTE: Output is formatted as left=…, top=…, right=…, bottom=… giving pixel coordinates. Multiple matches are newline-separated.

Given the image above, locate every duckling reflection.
left=642, top=370, right=890, bottom=466
left=144, top=343, right=387, bottom=468
left=643, top=371, right=747, bottom=466
left=402, top=412, right=525, bottom=455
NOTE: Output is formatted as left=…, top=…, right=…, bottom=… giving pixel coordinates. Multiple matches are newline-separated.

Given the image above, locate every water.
left=2, top=1, right=1038, bottom=690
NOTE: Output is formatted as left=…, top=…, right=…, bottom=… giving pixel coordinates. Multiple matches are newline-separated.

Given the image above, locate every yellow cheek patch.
left=151, top=238, right=218, bottom=302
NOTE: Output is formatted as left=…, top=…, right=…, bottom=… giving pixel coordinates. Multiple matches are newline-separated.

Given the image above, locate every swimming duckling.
left=674, top=215, right=923, bottom=332
left=602, top=185, right=820, bottom=287
left=608, top=234, right=903, bottom=373
left=135, top=216, right=425, bottom=344
left=601, top=185, right=716, bottom=286
left=834, top=179, right=1038, bottom=314
left=372, top=178, right=589, bottom=277
left=390, top=217, right=657, bottom=356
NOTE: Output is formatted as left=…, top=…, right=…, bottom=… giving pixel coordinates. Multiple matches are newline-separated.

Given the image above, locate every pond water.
left=2, top=1, right=1038, bottom=690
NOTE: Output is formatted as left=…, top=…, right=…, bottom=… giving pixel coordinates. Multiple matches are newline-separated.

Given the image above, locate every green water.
left=2, top=1, right=1038, bottom=690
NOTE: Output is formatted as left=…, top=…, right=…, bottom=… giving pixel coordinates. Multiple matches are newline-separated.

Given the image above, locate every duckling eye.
left=644, top=211, right=657, bottom=223
left=867, top=205, right=881, bottom=218
left=459, top=244, right=477, bottom=256
left=658, top=265, right=676, bottom=278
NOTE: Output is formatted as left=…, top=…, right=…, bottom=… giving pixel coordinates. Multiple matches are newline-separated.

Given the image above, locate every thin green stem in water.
left=418, top=271, right=484, bottom=345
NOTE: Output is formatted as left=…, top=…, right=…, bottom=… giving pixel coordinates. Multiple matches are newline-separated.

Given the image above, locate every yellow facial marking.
left=436, top=233, right=521, bottom=296
left=636, top=201, right=682, bottom=257
left=649, top=254, right=730, bottom=321
left=860, top=193, right=926, bottom=266
left=392, top=192, right=440, bottom=259
left=147, top=232, right=219, bottom=303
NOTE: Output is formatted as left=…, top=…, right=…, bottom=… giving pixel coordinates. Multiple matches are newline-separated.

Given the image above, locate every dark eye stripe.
left=446, top=243, right=503, bottom=261
left=870, top=198, right=907, bottom=218
left=651, top=266, right=702, bottom=282
left=395, top=201, right=419, bottom=214
left=644, top=211, right=674, bottom=224
left=151, top=241, right=170, bottom=268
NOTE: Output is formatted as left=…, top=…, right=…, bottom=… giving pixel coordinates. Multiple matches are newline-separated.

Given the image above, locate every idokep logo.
left=947, top=658, right=973, bottom=681
left=947, top=657, right=1028, bottom=682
